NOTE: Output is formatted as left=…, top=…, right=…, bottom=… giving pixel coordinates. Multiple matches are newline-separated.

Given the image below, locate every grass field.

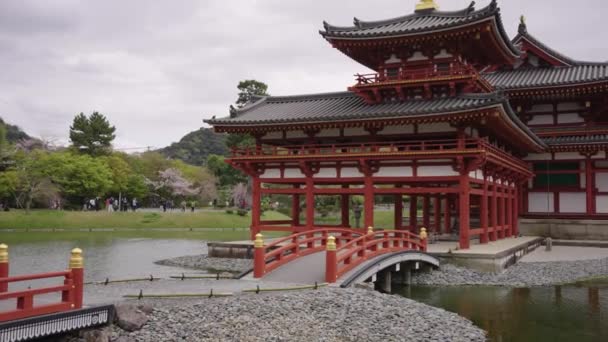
left=0, top=209, right=289, bottom=230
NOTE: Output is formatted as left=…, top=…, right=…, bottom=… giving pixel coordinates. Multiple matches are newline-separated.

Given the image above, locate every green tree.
left=9, top=150, right=57, bottom=211
left=236, top=80, right=269, bottom=108
left=69, top=112, right=116, bottom=156
left=207, top=154, right=246, bottom=187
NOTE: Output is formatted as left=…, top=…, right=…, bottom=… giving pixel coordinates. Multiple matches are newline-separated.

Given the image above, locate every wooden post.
left=513, top=185, right=520, bottom=236
left=459, top=173, right=471, bottom=249
left=251, top=176, right=262, bottom=240
left=341, top=191, right=350, bottom=228
left=305, top=178, right=315, bottom=230
left=443, top=196, right=450, bottom=235
left=394, top=194, right=403, bottom=230
left=0, top=244, right=8, bottom=292
left=325, top=236, right=337, bottom=283
left=491, top=183, right=498, bottom=241
left=253, top=234, right=265, bottom=278
left=586, top=158, right=595, bottom=215
left=506, top=184, right=513, bottom=237
left=499, top=187, right=505, bottom=239
left=409, top=195, right=418, bottom=232
left=69, top=248, right=84, bottom=309
left=433, top=196, right=440, bottom=234
left=480, top=175, right=489, bottom=244
left=422, top=195, right=430, bottom=229
left=364, top=175, right=374, bottom=229
left=292, top=193, right=300, bottom=227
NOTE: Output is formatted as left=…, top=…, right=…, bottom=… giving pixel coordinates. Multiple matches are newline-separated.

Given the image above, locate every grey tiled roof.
left=207, top=92, right=503, bottom=125
left=320, top=0, right=518, bottom=56
left=543, top=135, right=608, bottom=145
left=483, top=65, right=608, bottom=90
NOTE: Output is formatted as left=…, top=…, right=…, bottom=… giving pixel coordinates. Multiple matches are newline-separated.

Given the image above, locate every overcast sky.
left=1, top=0, right=606, bottom=150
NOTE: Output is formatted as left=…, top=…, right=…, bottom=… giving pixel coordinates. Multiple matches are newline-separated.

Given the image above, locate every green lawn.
left=0, top=209, right=289, bottom=230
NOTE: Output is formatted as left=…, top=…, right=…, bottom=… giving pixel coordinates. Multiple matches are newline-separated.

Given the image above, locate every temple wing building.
left=206, top=0, right=608, bottom=249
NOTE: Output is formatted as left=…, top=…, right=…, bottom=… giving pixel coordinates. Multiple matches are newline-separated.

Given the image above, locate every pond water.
left=399, top=285, right=608, bottom=342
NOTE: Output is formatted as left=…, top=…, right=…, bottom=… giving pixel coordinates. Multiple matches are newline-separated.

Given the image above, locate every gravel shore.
left=155, top=255, right=252, bottom=274
left=114, top=287, right=486, bottom=342
left=412, top=257, right=608, bottom=287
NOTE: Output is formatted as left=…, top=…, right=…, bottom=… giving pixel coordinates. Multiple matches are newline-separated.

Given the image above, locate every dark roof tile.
left=483, top=65, right=608, bottom=89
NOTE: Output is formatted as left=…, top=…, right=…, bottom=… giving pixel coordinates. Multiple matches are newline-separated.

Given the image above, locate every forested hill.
left=159, top=127, right=228, bottom=166
left=0, top=117, right=31, bottom=142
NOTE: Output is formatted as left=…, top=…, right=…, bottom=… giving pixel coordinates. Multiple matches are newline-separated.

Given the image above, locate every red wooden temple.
left=207, top=0, right=608, bottom=249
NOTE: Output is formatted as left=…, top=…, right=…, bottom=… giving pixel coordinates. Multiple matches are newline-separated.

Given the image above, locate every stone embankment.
left=67, top=288, right=486, bottom=342
left=155, top=255, right=252, bottom=274
left=412, top=257, right=608, bottom=287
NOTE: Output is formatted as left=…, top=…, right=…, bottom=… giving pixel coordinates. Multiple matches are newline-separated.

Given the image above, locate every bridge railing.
left=325, top=228, right=427, bottom=283
left=0, top=245, right=84, bottom=322
left=253, top=229, right=363, bottom=278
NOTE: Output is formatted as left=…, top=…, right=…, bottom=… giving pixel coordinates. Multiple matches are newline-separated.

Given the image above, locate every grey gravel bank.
left=412, top=257, right=608, bottom=287
left=113, top=287, right=486, bottom=342
left=155, top=254, right=252, bottom=273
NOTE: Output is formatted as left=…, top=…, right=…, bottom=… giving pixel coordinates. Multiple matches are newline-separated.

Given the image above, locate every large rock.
left=80, top=327, right=110, bottom=342
left=115, top=304, right=149, bottom=332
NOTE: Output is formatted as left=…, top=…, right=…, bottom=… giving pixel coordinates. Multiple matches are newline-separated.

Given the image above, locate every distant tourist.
left=132, top=198, right=138, bottom=212
left=180, top=200, right=187, bottom=212
left=190, top=200, right=196, bottom=212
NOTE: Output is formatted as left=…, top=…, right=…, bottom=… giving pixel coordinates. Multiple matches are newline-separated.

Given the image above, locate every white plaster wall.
left=596, top=173, right=608, bottom=191
left=523, top=153, right=552, bottom=161
left=581, top=173, right=586, bottom=188
left=284, top=169, right=305, bottom=178
left=530, top=104, right=553, bottom=113
left=434, top=49, right=453, bottom=58
left=417, top=165, right=459, bottom=177
left=341, top=167, right=364, bottom=177
left=261, top=169, right=281, bottom=179
left=554, top=152, right=583, bottom=160
left=528, top=192, right=554, bottom=213
left=596, top=196, right=608, bottom=213
left=379, top=125, right=415, bottom=135
left=557, top=102, right=584, bottom=111
left=317, top=129, right=340, bottom=138
left=286, top=130, right=307, bottom=139
left=468, top=169, right=483, bottom=180
left=343, top=127, right=367, bottom=137
left=528, top=115, right=553, bottom=125
left=315, top=168, right=337, bottom=178
left=418, top=122, right=456, bottom=133
left=375, top=166, right=413, bottom=177
left=263, top=131, right=283, bottom=140
left=557, top=113, right=584, bottom=124
left=559, top=193, right=587, bottom=213
left=407, top=51, right=427, bottom=61
left=385, top=54, right=402, bottom=64
left=592, top=151, right=607, bottom=160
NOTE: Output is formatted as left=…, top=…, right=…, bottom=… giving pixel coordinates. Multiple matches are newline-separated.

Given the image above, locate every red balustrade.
left=325, top=229, right=427, bottom=283
left=253, top=229, right=363, bottom=278
left=0, top=246, right=84, bottom=322
left=353, top=64, right=477, bottom=86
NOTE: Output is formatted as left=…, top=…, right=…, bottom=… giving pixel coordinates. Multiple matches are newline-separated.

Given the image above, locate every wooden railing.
left=0, top=245, right=84, bottom=322
left=253, top=229, right=363, bottom=278
left=353, top=64, right=476, bottom=86
left=325, top=228, right=427, bottom=283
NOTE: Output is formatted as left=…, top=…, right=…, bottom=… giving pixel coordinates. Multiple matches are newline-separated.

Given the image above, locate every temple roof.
left=320, top=0, right=519, bottom=56
left=542, top=134, right=608, bottom=145
left=483, top=65, right=608, bottom=90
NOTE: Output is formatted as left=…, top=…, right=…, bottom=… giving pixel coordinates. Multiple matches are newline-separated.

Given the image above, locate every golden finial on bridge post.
left=415, top=0, right=439, bottom=12
left=254, top=233, right=264, bottom=248
left=69, top=248, right=83, bottom=269
left=367, top=226, right=374, bottom=235
left=0, top=244, right=8, bottom=263
left=420, top=228, right=428, bottom=240
left=326, top=236, right=336, bottom=251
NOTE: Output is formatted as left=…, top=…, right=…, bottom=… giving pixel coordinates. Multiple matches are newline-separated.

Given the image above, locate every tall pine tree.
left=69, top=112, right=116, bottom=156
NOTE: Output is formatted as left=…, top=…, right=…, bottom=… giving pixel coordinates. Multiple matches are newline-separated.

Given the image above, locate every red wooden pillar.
left=305, top=177, right=315, bottom=230
left=394, top=194, right=403, bottom=230
left=69, top=248, right=84, bottom=309
left=433, top=196, right=441, bottom=233
left=480, top=176, right=489, bottom=244
left=513, top=185, right=520, bottom=236
left=491, top=183, right=498, bottom=241
left=586, top=158, right=595, bottom=215
left=443, top=196, right=450, bottom=235
left=409, top=195, right=418, bottom=232
left=251, top=176, right=262, bottom=240
left=498, top=186, right=505, bottom=239
left=506, top=184, right=513, bottom=237
left=0, top=244, right=8, bottom=292
left=423, top=195, right=430, bottom=229
left=341, top=191, right=350, bottom=228
left=459, top=173, right=471, bottom=249
left=292, top=191, right=300, bottom=227
left=364, top=174, right=374, bottom=229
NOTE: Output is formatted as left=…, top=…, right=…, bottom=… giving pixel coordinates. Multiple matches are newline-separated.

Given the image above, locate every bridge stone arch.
left=338, top=251, right=439, bottom=288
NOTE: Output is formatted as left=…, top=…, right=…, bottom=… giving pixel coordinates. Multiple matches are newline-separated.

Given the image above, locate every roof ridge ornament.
left=415, top=0, right=439, bottom=13
left=518, top=15, right=528, bottom=34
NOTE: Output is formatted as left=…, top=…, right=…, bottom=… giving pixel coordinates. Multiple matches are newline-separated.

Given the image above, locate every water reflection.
left=398, top=285, right=608, bottom=342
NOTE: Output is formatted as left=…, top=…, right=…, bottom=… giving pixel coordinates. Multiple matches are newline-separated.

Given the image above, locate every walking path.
left=520, top=246, right=608, bottom=262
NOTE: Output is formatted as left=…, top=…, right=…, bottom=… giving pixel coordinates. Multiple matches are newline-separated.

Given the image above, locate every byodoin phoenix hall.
left=207, top=0, right=608, bottom=249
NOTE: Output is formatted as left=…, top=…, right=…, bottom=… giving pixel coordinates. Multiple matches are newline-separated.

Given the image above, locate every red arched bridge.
left=250, top=227, right=439, bottom=286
